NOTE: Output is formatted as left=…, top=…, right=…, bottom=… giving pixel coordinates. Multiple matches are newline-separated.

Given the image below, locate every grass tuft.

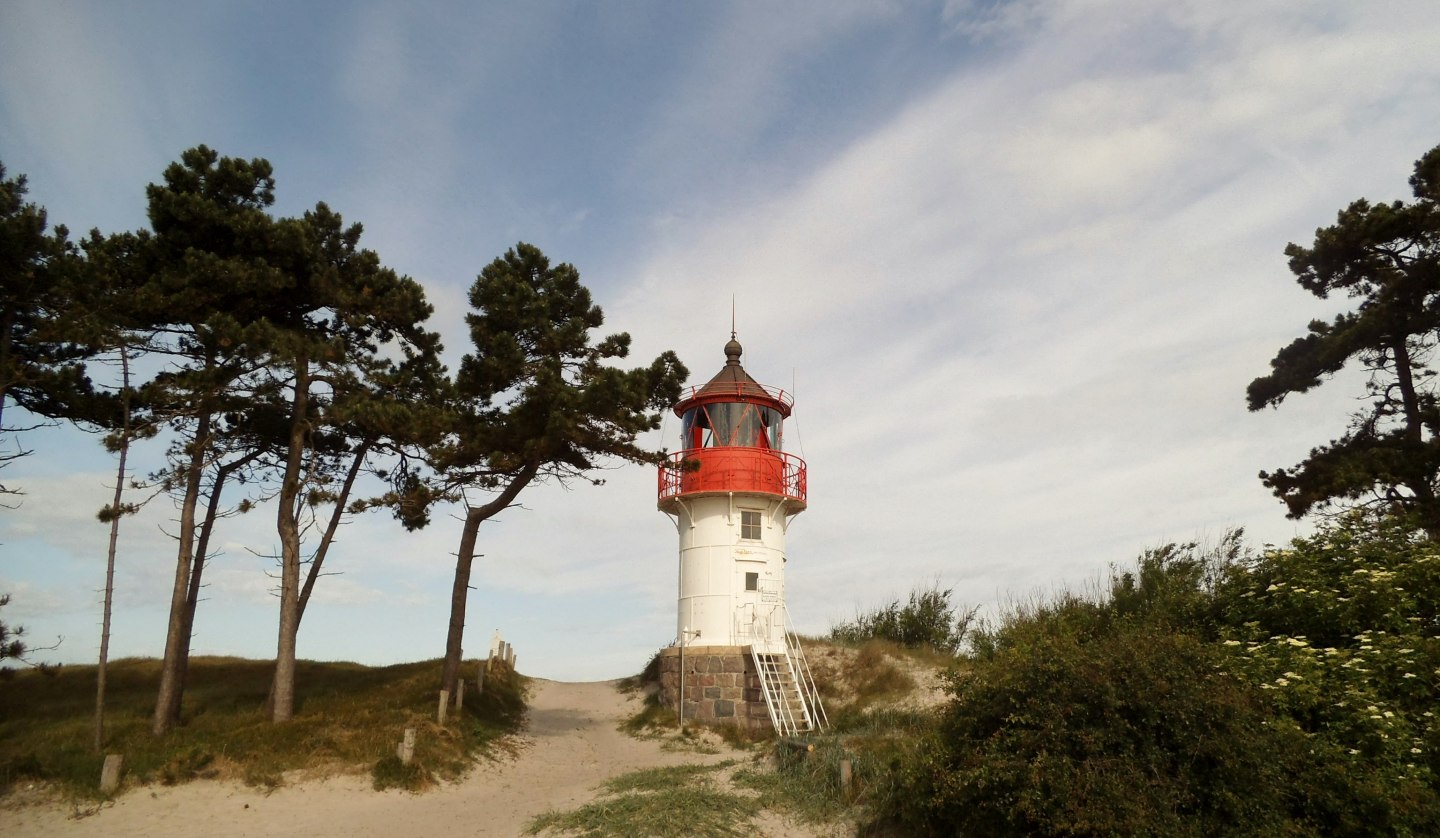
left=527, top=762, right=758, bottom=837
left=370, top=754, right=432, bottom=791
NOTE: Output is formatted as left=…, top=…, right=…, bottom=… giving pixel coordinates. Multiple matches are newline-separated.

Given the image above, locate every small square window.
left=740, top=510, right=761, bottom=540
left=745, top=572, right=759, bottom=591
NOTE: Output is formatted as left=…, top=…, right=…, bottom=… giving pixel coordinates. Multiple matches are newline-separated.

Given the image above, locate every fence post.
left=398, top=728, right=416, bottom=765
left=456, top=678, right=465, bottom=711
left=438, top=689, right=449, bottom=723
left=100, top=754, right=123, bottom=794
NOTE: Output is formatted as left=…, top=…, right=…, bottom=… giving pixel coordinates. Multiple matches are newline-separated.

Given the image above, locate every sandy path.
left=2, top=679, right=752, bottom=837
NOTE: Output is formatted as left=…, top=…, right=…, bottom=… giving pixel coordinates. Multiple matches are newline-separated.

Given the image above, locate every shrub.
left=876, top=516, right=1440, bottom=836
left=831, top=583, right=975, bottom=654
left=884, top=622, right=1299, bottom=836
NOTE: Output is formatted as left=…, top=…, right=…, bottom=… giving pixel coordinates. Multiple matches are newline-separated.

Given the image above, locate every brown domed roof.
left=693, top=337, right=770, bottom=400
left=673, top=337, right=792, bottom=414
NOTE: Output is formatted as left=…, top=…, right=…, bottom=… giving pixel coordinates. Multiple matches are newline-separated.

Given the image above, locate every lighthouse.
left=656, top=336, right=825, bottom=734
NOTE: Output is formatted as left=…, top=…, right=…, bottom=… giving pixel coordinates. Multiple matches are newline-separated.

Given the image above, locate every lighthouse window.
left=684, top=402, right=782, bottom=449
left=681, top=407, right=714, bottom=449
left=760, top=406, right=783, bottom=450
left=740, top=510, right=762, bottom=540
left=745, top=572, right=759, bottom=591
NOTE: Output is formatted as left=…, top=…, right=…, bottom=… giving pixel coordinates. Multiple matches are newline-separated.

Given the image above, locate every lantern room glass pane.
left=705, top=403, right=739, bottom=445
left=761, top=407, right=783, bottom=450
left=683, top=402, right=784, bottom=449
left=733, top=405, right=763, bottom=447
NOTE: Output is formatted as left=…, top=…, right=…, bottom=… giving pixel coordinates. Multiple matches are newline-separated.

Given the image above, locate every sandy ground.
left=2, top=679, right=837, bottom=837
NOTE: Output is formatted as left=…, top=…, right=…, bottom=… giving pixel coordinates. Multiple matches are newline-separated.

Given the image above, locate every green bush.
left=877, top=516, right=1440, bottom=836
left=831, top=583, right=975, bottom=654
left=886, top=623, right=1300, bottom=836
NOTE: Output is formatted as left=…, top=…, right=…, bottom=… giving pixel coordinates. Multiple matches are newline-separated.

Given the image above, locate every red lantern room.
left=657, top=337, right=806, bottom=510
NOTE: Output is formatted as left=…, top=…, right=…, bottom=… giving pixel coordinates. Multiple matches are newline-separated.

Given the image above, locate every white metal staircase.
left=750, top=615, right=828, bottom=736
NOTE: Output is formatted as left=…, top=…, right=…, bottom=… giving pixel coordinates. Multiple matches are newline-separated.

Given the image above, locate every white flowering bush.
left=1216, top=514, right=1440, bottom=825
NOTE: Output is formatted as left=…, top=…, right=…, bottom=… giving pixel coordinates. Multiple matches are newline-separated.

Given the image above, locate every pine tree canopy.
left=1248, top=142, right=1440, bottom=534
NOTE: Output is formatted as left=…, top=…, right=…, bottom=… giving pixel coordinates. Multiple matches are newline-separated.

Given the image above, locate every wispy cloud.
left=3, top=1, right=1439, bottom=678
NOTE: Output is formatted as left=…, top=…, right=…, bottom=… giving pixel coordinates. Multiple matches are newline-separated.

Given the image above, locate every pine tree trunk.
left=166, top=453, right=253, bottom=724
left=272, top=358, right=309, bottom=723
left=94, top=345, right=130, bottom=751
left=440, top=462, right=540, bottom=700
left=441, top=508, right=484, bottom=700
left=152, top=409, right=211, bottom=736
left=264, top=439, right=370, bottom=710
left=1390, top=338, right=1440, bottom=534
left=0, top=307, right=13, bottom=434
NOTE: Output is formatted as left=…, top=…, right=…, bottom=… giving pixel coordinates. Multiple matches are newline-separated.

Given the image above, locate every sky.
left=2, top=0, right=1439, bottom=681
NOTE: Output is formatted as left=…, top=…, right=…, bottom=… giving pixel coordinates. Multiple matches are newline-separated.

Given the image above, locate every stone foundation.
left=657, top=645, right=771, bottom=729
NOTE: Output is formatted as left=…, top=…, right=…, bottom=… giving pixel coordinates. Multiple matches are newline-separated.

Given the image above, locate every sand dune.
left=3, top=679, right=834, bottom=837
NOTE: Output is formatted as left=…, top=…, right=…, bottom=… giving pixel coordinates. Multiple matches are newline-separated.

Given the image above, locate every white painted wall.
left=670, top=493, right=794, bottom=649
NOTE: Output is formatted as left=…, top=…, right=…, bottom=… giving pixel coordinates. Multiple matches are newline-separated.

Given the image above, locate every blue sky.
left=2, top=1, right=1439, bottom=680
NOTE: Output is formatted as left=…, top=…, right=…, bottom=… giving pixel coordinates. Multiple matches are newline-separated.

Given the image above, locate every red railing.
left=674, top=381, right=794, bottom=409
left=658, top=447, right=807, bottom=506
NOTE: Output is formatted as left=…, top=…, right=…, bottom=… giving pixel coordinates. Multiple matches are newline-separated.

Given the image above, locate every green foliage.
left=878, top=516, right=1440, bottom=836
left=893, top=625, right=1297, bottom=836
left=1247, top=142, right=1440, bottom=534
left=439, top=242, right=689, bottom=484
left=830, top=582, right=975, bottom=654
left=1214, top=514, right=1440, bottom=829
left=0, top=160, right=96, bottom=495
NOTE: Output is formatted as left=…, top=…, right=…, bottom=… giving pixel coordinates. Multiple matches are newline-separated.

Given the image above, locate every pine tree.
left=260, top=203, right=442, bottom=722
left=429, top=243, right=687, bottom=699
left=1248, top=142, right=1440, bottom=535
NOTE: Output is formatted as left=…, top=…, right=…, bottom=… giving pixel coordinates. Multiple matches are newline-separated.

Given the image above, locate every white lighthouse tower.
left=657, top=336, right=825, bottom=734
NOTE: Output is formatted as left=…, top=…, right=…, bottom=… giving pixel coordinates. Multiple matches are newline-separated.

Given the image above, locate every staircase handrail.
left=782, top=608, right=829, bottom=732
left=750, top=647, right=802, bottom=736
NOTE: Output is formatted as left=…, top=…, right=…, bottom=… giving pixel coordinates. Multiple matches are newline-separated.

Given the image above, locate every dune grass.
left=0, top=655, right=525, bottom=799
left=526, top=761, right=759, bottom=838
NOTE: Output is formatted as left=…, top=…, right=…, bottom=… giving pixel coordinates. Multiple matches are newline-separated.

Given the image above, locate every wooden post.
left=437, top=689, right=449, bottom=723
left=100, top=754, right=123, bottom=794
left=398, top=728, right=416, bottom=765
left=456, top=679, right=465, bottom=711
left=476, top=663, right=486, bottom=694
left=839, top=758, right=854, bottom=800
